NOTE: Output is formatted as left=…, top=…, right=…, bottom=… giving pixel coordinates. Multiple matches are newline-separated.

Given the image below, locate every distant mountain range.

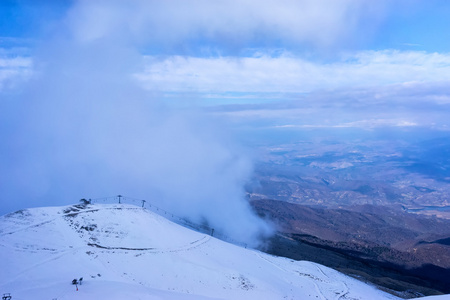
left=248, top=137, right=450, bottom=216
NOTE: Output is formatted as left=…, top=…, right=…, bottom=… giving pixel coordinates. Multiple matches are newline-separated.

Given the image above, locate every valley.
left=248, top=136, right=450, bottom=212
left=251, top=199, right=450, bottom=297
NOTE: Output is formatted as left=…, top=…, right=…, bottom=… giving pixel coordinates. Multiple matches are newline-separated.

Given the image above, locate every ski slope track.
left=0, top=203, right=448, bottom=300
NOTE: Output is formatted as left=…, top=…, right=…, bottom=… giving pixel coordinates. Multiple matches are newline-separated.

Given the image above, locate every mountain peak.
left=0, top=203, right=432, bottom=299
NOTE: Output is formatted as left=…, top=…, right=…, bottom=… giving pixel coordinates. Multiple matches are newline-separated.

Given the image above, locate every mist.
left=0, top=1, right=273, bottom=245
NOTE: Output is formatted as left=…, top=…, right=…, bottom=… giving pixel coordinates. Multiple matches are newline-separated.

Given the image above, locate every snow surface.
left=0, top=203, right=447, bottom=300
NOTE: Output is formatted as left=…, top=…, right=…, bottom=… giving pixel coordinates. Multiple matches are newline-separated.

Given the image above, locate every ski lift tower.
left=117, top=195, right=122, bottom=204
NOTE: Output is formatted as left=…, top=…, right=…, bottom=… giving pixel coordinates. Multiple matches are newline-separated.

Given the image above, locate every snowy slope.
left=0, top=203, right=445, bottom=300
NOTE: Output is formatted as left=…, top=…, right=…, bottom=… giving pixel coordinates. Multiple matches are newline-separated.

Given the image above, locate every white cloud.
left=273, top=119, right=418, bottom=129
left=3, top=49, right=450, bottom=108
left=136, top=50, right=450, bottom=95
left=0, top=56, right=31, bottom=68
left=335, top=119, right=418, bottom=129
left=0, top=56, right=32, bottom=91
left=66, top=0, right=385, bottom=49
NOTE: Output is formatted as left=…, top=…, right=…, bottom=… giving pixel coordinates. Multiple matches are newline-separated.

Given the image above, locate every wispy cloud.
left=274, top=119, right=418, bottom=129
left=66, top=0, right=386, bottom=51
left=0, top=55, right=32, bottom=91
left=209, top=80, right=450, bottom=130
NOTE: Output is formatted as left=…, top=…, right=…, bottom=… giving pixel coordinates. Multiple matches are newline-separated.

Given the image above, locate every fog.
left=0, top=1, right=274, bottom=245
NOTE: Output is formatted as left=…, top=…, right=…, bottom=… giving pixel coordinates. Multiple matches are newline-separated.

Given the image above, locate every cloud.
left=0, top=55, right=32, bottom=91
left=4, top=49, right=450, bottom=98
left=3, top=46, right=450, bottom=133
left=273, top=119, right=419, bottom=129
left=209, top=81, right=450, bottom=131
left=136, top=50, right=450, bottom=94
left=0, top=0, right=273, bottom=246
left=65, top=0, right=386, bottom=52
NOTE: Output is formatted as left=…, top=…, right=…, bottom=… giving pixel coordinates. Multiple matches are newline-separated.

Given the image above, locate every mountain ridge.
left=250, top=199, right=450, bottom=296
left=0, top=202, right=413, bottom=300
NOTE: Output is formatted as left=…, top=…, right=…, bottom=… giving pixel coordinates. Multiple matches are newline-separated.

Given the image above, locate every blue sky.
left=1, top=0, right=450, bottom=214
left=374, top=1, right=450, bottom=53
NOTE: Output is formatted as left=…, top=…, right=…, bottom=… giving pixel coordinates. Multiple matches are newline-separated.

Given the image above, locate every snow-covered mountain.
left=0, top=203, right=447, bottom=300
